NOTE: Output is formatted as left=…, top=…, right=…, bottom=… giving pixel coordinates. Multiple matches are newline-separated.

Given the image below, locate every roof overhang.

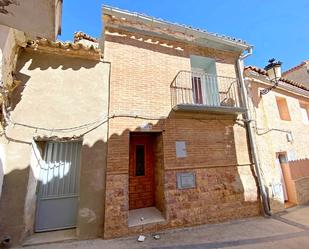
left=0, top=0, right=62, bottom=40
left=245, top=69, right=309, bottom=99
left=102, top=5, right=251, bottom=53
left=26, top=38, right=101, bottom=61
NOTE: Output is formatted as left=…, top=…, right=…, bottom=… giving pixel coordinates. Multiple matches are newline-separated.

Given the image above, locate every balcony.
left=170, top=71, right=246, bottom=114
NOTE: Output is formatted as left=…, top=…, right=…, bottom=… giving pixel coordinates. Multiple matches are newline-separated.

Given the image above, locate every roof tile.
left=245, top=65, right=309, bottom=92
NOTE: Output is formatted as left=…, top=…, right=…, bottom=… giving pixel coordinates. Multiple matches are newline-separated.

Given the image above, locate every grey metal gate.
left=35, top=141, right=82, bottom=232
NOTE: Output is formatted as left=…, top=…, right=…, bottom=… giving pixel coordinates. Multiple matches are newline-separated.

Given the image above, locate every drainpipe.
left=236, top=47, right=271, bottom=216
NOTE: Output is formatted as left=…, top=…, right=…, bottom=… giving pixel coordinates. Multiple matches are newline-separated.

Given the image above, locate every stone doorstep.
left=22, top=229, right=77, bottom=247
left=128, top=207, right=166, bottom=227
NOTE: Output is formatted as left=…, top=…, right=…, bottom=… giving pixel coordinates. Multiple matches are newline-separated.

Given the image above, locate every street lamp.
left=260, top=58, right=282, bottom=95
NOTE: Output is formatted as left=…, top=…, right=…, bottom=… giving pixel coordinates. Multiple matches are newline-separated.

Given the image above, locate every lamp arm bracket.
left=260, top=81, right=279, bottom=95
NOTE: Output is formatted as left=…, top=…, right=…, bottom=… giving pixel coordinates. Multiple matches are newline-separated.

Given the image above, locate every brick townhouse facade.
left=102, top=6, right=260, bottom=238
left=0, top=5, right=286, bottom=246
left=245, top=66, right=309, bottom=211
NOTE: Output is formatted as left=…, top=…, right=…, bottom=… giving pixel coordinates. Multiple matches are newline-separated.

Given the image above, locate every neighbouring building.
left=282, top=61, right=309, bottom=87
left=0, top=0, right=62, bottom=200
left=0, top=0, right=62, bottom=40
left=102, top=6, right=260, bottom=238
left=245, top=66, right=309, bottom=211
left=0, top=37, right=110, bottom=245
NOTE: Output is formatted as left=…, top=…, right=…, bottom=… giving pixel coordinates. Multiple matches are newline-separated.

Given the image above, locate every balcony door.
left=192, top=72, right=204, bottom=104
left=190, top=55, right=220, bottom=106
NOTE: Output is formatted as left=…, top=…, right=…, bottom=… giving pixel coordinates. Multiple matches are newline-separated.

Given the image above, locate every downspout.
left=236, top=47, right=271, bottom=216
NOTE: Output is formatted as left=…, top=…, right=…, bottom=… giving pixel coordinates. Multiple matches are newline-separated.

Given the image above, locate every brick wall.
left=285, top=159, right=309, bottom=205
left=154, top=134, right=165, bottom=214
left=103, top=29, right=259, bottom=238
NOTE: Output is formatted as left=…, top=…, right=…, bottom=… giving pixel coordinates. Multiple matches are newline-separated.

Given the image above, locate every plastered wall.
left=247, top=79, right=309, bottom=211
left=0, top=49, right=110, bottom=244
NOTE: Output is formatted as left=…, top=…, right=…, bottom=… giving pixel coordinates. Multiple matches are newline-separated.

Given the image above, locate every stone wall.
left=295, top=177, right=309, bottom=204
left=289, top=159, right=309, bottom=205
left=165, top=166, right=260, bottom=227
left=0, top=25, right=24, bottom=87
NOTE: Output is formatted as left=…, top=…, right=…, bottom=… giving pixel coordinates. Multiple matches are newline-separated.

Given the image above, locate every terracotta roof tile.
left=282, top=61, right=308, bottom=76
left=245, top=65, right=309, bottom=92
left=25, top=38, right=101, bottom=60
left=26, top=38, right=100, bottom=53
left=74, top=31, right=98, bottom=43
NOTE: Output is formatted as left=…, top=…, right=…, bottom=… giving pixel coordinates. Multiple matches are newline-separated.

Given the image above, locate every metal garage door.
left=35, top=141, right=81, bottom=232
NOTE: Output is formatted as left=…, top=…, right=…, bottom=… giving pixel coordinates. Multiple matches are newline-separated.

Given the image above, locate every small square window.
left=276, top=97, right=291, bottom=121
left=299, top=101, right=309, bottom=124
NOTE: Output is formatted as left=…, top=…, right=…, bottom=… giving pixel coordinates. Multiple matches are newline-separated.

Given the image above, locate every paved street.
left=20, top=205, right=309, bottom=249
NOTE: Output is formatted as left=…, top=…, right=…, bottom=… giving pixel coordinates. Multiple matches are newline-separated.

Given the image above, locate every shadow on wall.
left=249, top=82, right=263, bottom=108
left=10, top=49, right=101, bottom=111
left=105, top=32, right=188, bottom=59
left=0, top=111, right=262, bottom=245
left=18, top=49, right=100, bottom=71
left=0, top=166, right=30, bottom=247
left=0, top=138, right=107, bottom=246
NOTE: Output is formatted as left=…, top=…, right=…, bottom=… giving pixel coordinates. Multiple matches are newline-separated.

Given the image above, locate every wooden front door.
left=129, top=134, right=155, bottom=210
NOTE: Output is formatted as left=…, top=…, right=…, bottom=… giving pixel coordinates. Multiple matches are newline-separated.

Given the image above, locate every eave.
left=102, top=5, right=251, bottom=53
left=25, top=38, right=101, bottom=61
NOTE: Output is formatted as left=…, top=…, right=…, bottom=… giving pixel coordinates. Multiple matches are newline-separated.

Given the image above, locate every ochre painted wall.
left=0, top=49, right=110, bottom=244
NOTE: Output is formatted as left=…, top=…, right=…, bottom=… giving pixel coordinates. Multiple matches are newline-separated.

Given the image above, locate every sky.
left=59, top=0, right=309, bottom=71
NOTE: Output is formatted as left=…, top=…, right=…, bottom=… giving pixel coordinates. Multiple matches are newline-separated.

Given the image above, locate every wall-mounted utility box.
left=177, top=172, right=196, bottom=189
left=176, top=141, right=187, bottom=158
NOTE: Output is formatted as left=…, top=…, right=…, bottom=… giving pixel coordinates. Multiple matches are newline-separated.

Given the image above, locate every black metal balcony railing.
left=170, top=70, right=245, bottom=113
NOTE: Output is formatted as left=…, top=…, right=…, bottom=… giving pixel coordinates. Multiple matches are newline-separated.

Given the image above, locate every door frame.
left=34, top=140, right=82, bottom=232
left=276, top=153, right=288, bottom=201
left=191, top=68, right=205, bottom=105
left=129, top=133, right=155, bottom=210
